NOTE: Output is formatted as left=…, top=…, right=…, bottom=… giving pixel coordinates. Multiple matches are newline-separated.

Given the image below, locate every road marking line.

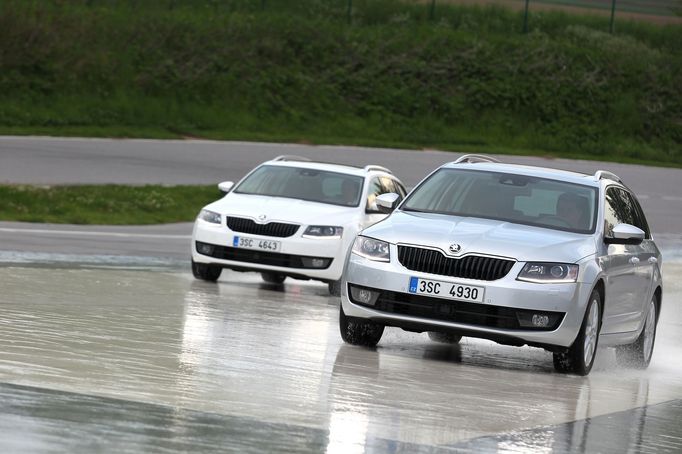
left=0, top=227, right=190, bottom=239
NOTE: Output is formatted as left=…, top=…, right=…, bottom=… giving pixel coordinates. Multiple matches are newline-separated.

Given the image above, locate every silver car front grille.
left=397, top=245, right=514, bottom=281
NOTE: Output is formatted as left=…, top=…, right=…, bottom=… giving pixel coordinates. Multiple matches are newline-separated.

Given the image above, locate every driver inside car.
left=556, top=192, right=588, bottom=230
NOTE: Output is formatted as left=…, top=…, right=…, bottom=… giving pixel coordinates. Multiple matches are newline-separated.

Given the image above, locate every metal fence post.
left=522, top=0, right=530, bottom=33
left=430, top=0, right=436, bottom=20
left=347, top=0, right=352, bottom=24
left=609, top=0, right=617, bottom=33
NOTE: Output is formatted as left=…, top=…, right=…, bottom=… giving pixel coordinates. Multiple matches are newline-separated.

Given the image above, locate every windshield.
left=234, top=165, right=364, bottom=207
left=401, top=168, right=598, bottom=233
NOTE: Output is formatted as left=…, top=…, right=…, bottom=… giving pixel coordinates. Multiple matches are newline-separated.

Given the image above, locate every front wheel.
left=428, top=331, right=462, bottom=344
left=261, top=272, right=286, bottom=284
left=191, top=260, right=222, bottom=282
left=339, top=306, right=384, bottom=347
left=615, top=296, right=658, bottom=369
left=553, top=289, right=601, bottom=376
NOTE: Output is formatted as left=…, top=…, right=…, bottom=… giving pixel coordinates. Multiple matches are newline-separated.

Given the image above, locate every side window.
left=365, top=178, right=384, bottom=212
left=393, top=180, right=407, bottom=198
left=381, top=176, right=403, bottom=195
left=604, top=187, right=636, bottom=238
left=628, top=192, right=651, bottom=239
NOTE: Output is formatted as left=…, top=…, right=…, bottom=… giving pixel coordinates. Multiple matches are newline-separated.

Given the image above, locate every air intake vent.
left=398, top=246, right=514, bottom=281
left=226, top=217, right=299, bottom=238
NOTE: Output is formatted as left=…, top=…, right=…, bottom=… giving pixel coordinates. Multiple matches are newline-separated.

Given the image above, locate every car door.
left=600, top=186, right=650, bottom=334
left=627, top=190, right=658, bottom=323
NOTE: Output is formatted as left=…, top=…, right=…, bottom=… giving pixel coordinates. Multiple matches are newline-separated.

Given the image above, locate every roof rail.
left=273, top=155, right=312, bottom=162
left=594, top=170, right=622, bottom=183
left=363, top=165, right=392, bottom=174
left=453, top=154, right=500, bottom=164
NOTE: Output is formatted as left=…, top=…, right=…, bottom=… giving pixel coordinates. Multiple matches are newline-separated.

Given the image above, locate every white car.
left=191, top=155, right=407, bottom=295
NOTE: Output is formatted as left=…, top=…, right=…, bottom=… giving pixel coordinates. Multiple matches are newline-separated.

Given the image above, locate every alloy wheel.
left=643, top=299, right=657, bottom=363
left=583, top=298, right=600, bottom=367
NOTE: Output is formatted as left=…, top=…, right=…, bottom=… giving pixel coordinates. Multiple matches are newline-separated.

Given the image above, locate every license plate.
left=408, top=277, right=484, bottom=303
left=232, top=236, right=281, bottom=252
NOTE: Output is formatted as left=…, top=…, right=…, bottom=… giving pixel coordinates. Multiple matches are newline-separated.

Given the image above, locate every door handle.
left=648, top=257, right=658, bottom=264
left=629, top=257, right=640, bottom=265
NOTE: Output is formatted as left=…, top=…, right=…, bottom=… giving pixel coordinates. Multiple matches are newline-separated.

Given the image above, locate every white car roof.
left=264, top=157, right=392, bottom=178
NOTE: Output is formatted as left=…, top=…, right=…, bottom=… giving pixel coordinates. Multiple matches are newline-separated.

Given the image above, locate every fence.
left=258, top=0, right=681, bottom=28
left=75, top=0, right=682, bottom=30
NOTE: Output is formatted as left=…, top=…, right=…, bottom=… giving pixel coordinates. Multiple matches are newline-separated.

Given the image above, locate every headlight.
left=352, top=236, right=390, bottom=262
left=517, top=263, right=579, bottom=283
left=303, top=225, right=343, bottom=239
left=198, top=209, right=221, bottom=224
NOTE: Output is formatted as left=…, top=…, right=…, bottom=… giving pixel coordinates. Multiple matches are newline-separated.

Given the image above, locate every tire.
left=339, top=305, right=384, bottom=347
left=553, top=289, right=601, bottom=376
left=328, top=280, right=342, bottom=297
left=261, top=272, right=286, bottom=284
left=615, top=296, right=658, bottom=369
left=191, top=260, right=222, bottom=282
left=428, top=331, right=462, bottom=344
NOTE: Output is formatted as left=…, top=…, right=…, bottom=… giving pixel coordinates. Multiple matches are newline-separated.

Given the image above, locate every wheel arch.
left=592, top=279, right=606, bottom=327
left=653, top=286, right=662, bottom=323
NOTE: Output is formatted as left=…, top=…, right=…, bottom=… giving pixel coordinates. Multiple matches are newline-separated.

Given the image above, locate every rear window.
left=401, top=168, right=598, bottom=234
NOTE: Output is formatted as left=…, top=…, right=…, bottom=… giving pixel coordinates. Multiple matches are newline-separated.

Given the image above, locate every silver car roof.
left=443, top=161, right=602, bottom=187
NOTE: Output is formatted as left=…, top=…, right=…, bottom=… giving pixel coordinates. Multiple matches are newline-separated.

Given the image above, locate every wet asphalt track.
left=1, top=260, right=681, bottom=453
left=1, top=137, right=682, bottom=452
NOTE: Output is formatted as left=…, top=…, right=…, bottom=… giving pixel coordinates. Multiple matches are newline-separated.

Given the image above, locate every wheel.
left=261, top=272, right=286, bottom=284
left=328, top=280, right=342, bottom=297
left=339, top=305, right=384, bottom=347
left=428, top=331, right=462, bottom=344
left=191, top=260, right=222, bottom=282
left=615, top=296, right=658, bottom=369
left=553, top=289, right=601, bottom=375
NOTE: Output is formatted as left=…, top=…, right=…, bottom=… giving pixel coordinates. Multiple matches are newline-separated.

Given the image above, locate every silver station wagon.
left=340, top=155, right=662, bottom=375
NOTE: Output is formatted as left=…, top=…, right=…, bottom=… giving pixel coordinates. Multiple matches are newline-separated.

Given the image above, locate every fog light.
left=349, top=285, right=380, bottom=306
left=197, top=242, right=215, bottom=255
left=516, top=311, right=562, bottom=329
left=301, top=257, right=331, bottom=269
left=532, top=314, right=550, bottom=327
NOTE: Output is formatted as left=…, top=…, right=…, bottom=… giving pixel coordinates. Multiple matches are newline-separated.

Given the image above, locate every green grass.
left=0, top=185, right=220, bottom=225
left=0, top=0, right=680, bottom=166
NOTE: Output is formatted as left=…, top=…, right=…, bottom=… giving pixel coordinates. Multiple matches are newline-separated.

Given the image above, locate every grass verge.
left=0, top=185, right=219, bottom=225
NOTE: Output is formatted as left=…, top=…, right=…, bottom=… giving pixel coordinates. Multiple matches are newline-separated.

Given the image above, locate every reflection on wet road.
left=1, top=263, right=681, bottom=452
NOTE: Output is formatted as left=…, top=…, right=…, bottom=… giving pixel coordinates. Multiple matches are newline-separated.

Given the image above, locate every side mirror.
left=605, top=223, right=645, bottom=245
left=218, top=181, right=234, bottom=194
left=376, top=193, right=400, bottom=214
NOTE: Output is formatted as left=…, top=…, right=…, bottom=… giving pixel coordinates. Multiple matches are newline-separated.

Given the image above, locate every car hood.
left=363, top=211, right=597, bottom=263
left=205, top=193, right=357, bottom=226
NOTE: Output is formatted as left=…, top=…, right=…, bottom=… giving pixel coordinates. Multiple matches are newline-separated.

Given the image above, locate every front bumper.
left=341, top=248, right=593, bottom=348
left=192, top=219, right=349, bottom=281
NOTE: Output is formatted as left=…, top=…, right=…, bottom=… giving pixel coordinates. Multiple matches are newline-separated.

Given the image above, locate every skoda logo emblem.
left=448, top=243, right=461, bottom=254
left=257, top=214, right=267, bottom=222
